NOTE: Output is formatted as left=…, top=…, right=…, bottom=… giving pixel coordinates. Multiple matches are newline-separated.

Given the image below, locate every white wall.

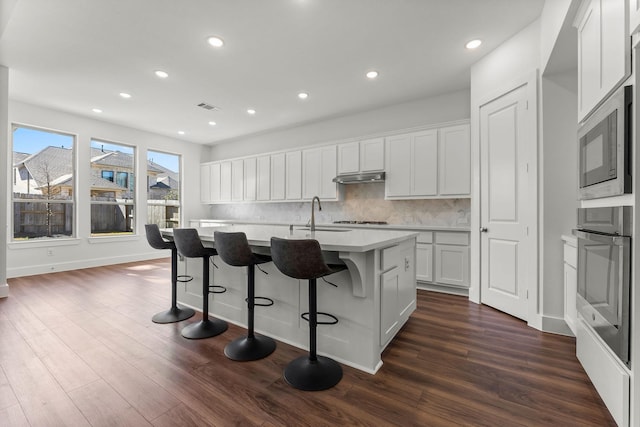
left=540, top=71, right=578, bottom=329
left=208, top=89, right=470, bottom=161
left=6, top=101, right=209, bottom=278
left=0, top=65, right=8, bottom=297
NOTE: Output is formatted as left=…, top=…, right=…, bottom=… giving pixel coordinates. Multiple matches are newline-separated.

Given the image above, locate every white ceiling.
left=0, top=0, right=544, bottom=145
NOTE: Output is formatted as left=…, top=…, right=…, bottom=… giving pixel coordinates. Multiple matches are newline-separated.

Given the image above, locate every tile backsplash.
left=208, top=183, right=470, bottom=227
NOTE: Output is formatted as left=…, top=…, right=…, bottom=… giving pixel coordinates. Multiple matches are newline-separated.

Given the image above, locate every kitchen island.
left=163, top=224, right=417, bottom=373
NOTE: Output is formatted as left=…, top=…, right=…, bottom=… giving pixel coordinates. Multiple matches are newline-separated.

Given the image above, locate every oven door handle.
left=572, top=229, right=629, bottom=246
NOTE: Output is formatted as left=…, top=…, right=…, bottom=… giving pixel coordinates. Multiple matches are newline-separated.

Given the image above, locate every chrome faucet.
left=310, top=196, right=322, bottom=232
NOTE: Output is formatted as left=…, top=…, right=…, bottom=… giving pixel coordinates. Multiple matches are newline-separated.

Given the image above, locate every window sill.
left=88, top=235, right=139, bottom=244
left=8, top=238, right=82, bottom=249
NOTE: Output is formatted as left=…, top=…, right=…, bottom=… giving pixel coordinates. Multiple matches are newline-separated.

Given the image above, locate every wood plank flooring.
left=0, top=259, right=616, bottom=426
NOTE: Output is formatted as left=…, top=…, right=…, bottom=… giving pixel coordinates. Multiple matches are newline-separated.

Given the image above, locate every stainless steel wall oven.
left=573, top=206, right=631, bottom=366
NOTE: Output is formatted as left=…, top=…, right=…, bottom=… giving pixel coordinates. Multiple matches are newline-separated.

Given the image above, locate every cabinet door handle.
left=480, top=227, right=488, bottom=233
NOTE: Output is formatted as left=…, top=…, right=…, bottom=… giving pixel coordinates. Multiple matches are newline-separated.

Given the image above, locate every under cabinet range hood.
left=332, top=172, right=385, bottom=184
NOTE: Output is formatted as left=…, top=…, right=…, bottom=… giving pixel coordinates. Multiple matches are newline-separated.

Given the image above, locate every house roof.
left=22, top=146, right=74, bottom=188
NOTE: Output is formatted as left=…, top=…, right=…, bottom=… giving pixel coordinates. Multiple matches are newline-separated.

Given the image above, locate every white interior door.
left=480, top=84, right=530, bottom=321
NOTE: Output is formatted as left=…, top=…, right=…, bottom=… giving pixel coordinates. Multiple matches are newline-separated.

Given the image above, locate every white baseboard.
left=0, top=283, right=8, bottom=298
left=7, top=252, right=167, bottom=278
left=541, top=314, right=574, bottom=336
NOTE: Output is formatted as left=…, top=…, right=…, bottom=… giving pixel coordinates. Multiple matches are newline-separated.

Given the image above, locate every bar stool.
left=214, top=231, right=276, bottom=361
left=173, top=228, right=228, bottom=339
left=144, top=224, right=196, bottom=324
left=270, top=237, right=347, bottom=391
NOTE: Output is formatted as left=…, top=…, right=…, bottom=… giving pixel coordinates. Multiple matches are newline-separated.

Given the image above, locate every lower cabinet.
left=380, top=239, right=416, bottom=346
left=415, top=230, right=470, bottom=295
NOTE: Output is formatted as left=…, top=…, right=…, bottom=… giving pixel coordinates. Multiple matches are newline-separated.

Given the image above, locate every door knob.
left=480, top=227, right=488, bottom=232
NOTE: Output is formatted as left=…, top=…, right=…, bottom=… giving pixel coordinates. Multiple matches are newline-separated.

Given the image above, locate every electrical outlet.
left=46, top=248, right=53, bottom=256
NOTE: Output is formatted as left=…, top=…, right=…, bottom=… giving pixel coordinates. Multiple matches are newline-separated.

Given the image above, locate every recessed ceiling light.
left=178, top=131, right=185, bottom=135
left=247, top=109, right=256, bottom=115
left=154, top=70, right=169, bottom=79
left=465, top=39, right=482, bottom=49
left=208, top=121, right=217, bottom=126
left=119, top=92, right=132, bottom=99
left=207, top=36, right=225, bottom=48
left=92, top=108, right=102, bottom=113
left=366, top=70, right=379, bottom=79
left=298, top=92, right=309, bottom=100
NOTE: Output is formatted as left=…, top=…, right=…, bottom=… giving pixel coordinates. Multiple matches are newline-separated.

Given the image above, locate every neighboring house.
left=12, top=146, right=177, bottom=199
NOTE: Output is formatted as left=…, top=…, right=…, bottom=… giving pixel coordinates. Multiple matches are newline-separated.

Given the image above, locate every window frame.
left=146, top=149, right=182, bottom=229
left=10, top=123, right=78, bottom=242
left=89, top=138, right=137, bottom=237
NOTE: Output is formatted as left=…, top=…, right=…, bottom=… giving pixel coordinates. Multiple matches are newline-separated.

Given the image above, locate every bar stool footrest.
left=176, top=275, right=193, bottom=283
left=209, top=285, right=227, bottom=294
left=247, top=296, right=274, bottom=307
left=301, top=312, right=338, bottom=325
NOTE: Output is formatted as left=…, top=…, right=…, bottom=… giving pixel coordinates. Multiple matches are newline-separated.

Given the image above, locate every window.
left=147, top=150, right=181, bottom=228
left=90, top=139, right=135, bottom=236
left=101, top=170, right=114, bottom=182
left=11, top=125, right=75, bottom=240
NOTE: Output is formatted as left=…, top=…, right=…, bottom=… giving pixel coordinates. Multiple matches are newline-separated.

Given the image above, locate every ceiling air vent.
left=197, top=102, right=220, bottom=111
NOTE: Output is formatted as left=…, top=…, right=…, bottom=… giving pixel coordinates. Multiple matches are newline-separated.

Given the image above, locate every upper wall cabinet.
left=575, top=0, right=630, bottom=121
left=439, top=124, right=471, bottom=196
left=256, top=155, right=271, bottom=201
left=385, top=123, right=470, bottom=199
left=630, top=0, right=640, bottom=35
left=286, top=150, right=302, bottom=200
left=303, top=145, right=338, bottom=200
left=244, top=157, right=257, bottom=201
left=337, top=137, right=385, bottom=175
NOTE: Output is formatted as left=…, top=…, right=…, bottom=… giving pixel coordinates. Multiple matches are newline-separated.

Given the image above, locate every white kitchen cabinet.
left=434, top=232, right=470, bottom=288
left=244, top=157, right=257, bottom=201
left=438, top=124, right=471, bottom=196
left=210, top=162, right=221, bottom=202
left=270, top=153, right=286, bottom=201
left=416, top=231, right=434, bottom=282
left=386, top=130, right=438, bottom=198
left=303, top=145, right=337, bottom=200
left=360, top=137, right=385, bottom=172
left=337, top=138, right=384, bottom=175
left=219, top=161, right=232, bottom=202
left=231, top=159, right=244, bottom=202
left=563, top=237, right=578, bottom=335
left=256, top=155, right=271, bottom=201
left=380, top=267, right=399, bottom=345
left=200, top=163, right=211, bottom=203
left=286, top=150, right=302, bottom=200
left=575, top=0, right=629, bottom=121
left=631, top=0, right=640, bottom=34
left=337, top=141, right=360, bottom=174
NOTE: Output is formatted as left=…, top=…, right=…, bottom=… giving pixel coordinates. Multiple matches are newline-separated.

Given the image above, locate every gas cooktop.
left=333, top=220, right=388, bottom=225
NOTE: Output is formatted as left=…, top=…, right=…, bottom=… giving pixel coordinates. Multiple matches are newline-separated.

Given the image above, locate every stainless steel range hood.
left=332, top=172, right=385, bottom=184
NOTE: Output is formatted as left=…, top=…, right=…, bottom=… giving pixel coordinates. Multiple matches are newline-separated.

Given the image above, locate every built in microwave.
left=578, top=85, right=632, bottom=200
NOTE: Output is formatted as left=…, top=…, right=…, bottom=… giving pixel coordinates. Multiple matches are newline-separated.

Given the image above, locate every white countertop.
left=165, top=224, right=418, bottom=252
left=191, top=219, right=470, bottom=233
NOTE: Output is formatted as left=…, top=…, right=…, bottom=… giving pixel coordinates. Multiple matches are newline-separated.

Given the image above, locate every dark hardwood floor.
left=0, top=259, right=615, bottom=426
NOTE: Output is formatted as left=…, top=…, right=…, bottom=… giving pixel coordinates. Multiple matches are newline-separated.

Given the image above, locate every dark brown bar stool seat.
left=173, top=228, right=228, bottom=340
left=270, top=237, right=346, bottom=391
left=144, top=224, right=195, bottom=324
left=214, top=231, right=276, bottom=361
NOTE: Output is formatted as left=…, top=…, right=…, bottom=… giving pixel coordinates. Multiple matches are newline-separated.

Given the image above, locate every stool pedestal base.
left=224, top=335, right=276, bottom=361
left=181, top=319, right=228, bottom=340
left=152, top=306, right=195, bottom=324
left=284, top=355, right=343, bottom=391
